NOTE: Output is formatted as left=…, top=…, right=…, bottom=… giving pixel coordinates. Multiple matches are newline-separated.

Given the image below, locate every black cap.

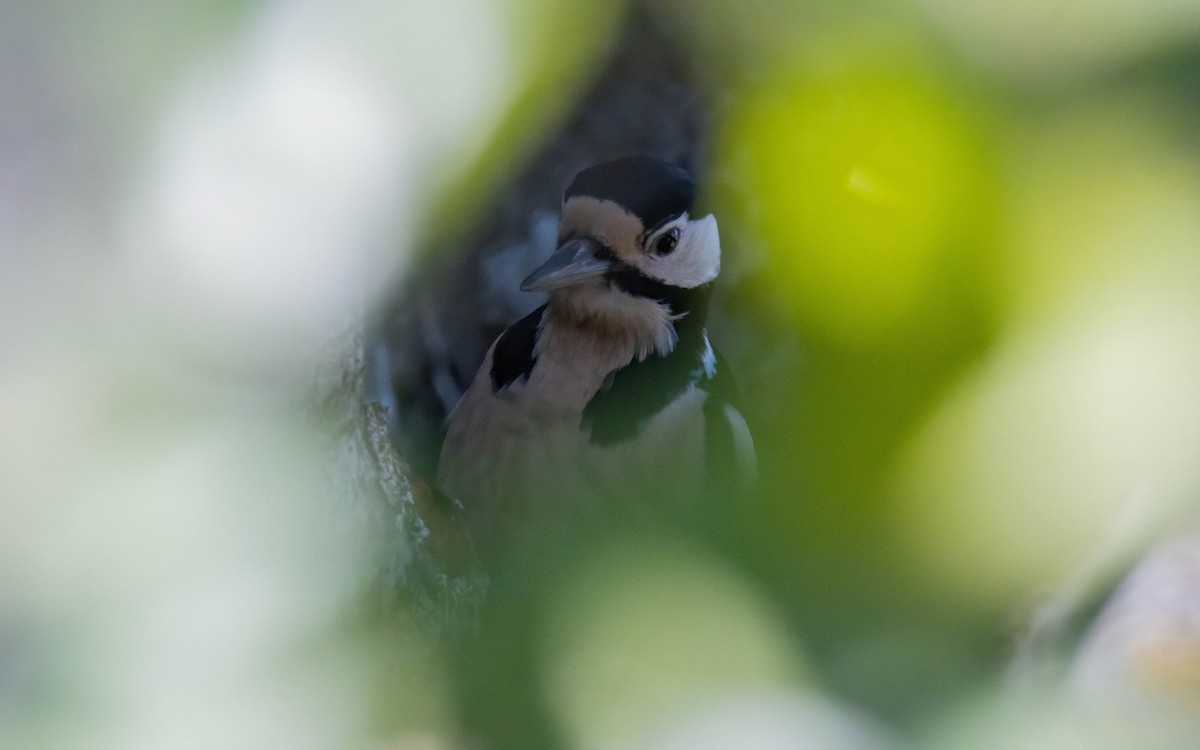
left=564, top=156, right=695, bottom=230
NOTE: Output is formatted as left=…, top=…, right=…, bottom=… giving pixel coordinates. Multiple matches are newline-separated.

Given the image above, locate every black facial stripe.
left=593, top=243, right=618, bottom=263
left=606, top=265, right=712, bottom=319
left=608, top=266, right=672, bottom=301
left=565, top=156, right=695, bottom=229
left=490, top=305, right=545, bottom=391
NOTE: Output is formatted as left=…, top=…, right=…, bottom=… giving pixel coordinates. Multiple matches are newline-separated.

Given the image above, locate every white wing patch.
left=724, top=404, right=758, bottom=483
left=700, top=332, right=717, bottom=378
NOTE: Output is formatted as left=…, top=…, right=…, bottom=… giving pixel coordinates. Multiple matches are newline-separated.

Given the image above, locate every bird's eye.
left=653, top=228, right=680, bottom=255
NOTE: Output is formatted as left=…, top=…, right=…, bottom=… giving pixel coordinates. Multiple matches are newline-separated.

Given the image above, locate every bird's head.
left=521, top=157, right=721, bottom=306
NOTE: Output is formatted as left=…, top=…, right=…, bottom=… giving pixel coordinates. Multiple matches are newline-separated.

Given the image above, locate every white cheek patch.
left=646, top=214, right=721, bottom=288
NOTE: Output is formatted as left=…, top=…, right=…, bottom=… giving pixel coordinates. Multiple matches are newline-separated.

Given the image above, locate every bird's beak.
left=520, top=237, right=613, bottom=292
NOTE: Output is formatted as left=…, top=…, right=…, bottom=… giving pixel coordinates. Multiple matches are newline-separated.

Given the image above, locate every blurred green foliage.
left=6, top=0, right=1200, bottom=748
left=433, top=0, right=1200, bottom=746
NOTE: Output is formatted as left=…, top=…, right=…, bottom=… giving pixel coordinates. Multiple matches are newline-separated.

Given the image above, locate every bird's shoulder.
left=488, top=304, right=546, bottom=392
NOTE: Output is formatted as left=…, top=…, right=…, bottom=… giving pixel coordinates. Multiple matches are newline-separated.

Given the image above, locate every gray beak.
left=520, top=237, right=613, bottom=292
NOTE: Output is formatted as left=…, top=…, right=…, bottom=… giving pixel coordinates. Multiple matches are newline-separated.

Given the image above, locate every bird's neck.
left=544, top=281, right=712, bottom=367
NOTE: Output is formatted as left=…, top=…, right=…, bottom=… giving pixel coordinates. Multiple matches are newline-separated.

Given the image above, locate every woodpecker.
left=437, top=156, right=754, bottom=551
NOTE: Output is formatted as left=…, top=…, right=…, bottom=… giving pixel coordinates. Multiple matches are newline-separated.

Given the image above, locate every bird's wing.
left=700, top=347, right=757, bottom=487
left=580, top=330, right=755, bottom=487
left=488, top=304, right=546, bottom=392
left=581, top=335, right=706, bottom=446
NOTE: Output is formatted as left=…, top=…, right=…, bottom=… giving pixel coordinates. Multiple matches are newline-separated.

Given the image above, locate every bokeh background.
left=5, top=0, right=1200, bottom=748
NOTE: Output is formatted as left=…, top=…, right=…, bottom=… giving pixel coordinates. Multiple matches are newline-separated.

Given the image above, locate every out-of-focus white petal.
left=118, top=0, right=514, bottom=370
left=630, top=694, right=894, bottom=750
left=538, top=538, right=807, bottom=749
left=914, top=0, right=1200, bottom=86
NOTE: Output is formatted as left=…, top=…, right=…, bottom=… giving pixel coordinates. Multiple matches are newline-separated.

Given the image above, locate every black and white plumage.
left=378, top=6, right=708, bottom=479
left=437, top=156, right=754, bottom=549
